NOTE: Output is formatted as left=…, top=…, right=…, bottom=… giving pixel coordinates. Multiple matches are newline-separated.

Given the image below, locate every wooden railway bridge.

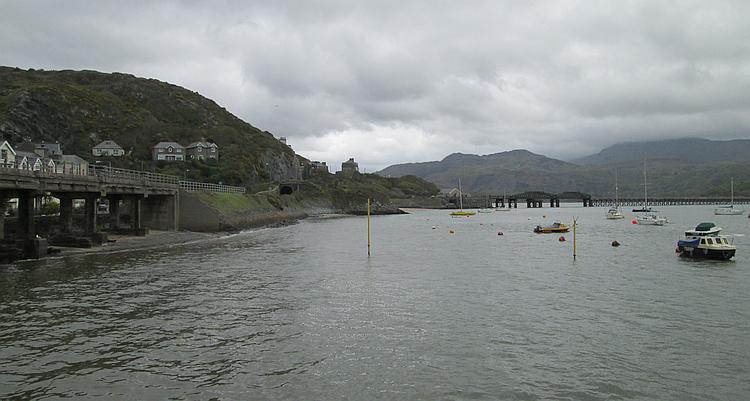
left=448, top=191, right=750, bottom=209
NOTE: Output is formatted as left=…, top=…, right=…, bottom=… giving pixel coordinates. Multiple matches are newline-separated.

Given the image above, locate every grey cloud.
left=1, top=0, right=750, bottom=170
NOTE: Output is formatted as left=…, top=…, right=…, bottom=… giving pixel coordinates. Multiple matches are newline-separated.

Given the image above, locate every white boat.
left=606, top=170, right=624, bottom=219
left=714, top=177, right=744, bottom=215
left=635, top=160, right=667, bottom=225
left=606, top=207, right=624, bottom=219
left=450, top=178, right=475, bottom=217
left=676, top=222, right=736, bottom=260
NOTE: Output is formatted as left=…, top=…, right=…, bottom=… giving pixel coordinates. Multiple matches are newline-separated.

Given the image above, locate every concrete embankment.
left=179, top=191, right=330, bottom=232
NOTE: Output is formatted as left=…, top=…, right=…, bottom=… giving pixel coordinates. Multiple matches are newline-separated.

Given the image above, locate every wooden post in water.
left=572, top=218, right=577, bottom=260
left=367, top=198, right=372, bottom=257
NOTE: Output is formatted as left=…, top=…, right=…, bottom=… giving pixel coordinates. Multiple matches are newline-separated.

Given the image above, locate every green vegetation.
left=0, top=67, right=298, bottom=186
left=193, top=192, right=274, bottom=214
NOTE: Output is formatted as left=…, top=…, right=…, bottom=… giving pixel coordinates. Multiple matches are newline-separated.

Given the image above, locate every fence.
left=179, top=180, right=246, bottom=194
left=88, top=165, right=245, bottom=193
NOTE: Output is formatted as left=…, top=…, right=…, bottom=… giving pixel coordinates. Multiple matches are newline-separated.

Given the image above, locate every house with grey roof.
left=0, top=140, right=16, bottom=168
left=185, top=140, right=219, bottom=161
left=16, top=150, right=56, bottom=173
left=93, top=140, right=125, bottom=157
left=59, top=155, right=89, bottom=175
left=152, top=142, right=185, bottom=161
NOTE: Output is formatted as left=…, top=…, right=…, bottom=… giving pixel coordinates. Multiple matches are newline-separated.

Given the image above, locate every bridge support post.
left=107, top=195, right=121, bottom=231
left=0, top=193, right=7, bottom=240
left=17, top=190, right=36, bottom=240
left=85, top=193, right=98, bottom=235
left=131, top=196, right=145, bottom=236
left=58, top=194, right=73, bottom=233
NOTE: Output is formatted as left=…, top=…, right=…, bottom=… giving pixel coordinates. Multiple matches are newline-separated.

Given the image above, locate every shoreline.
left=14, top=211, right=354, bottom=263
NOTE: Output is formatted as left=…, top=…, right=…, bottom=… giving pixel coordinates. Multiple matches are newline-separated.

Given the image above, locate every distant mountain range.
left=574, top=138, right=750, bottom=165
left=378, top=139, right=750, bottom=197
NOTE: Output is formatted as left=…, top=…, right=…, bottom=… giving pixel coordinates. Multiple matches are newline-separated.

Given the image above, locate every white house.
left=0, top=140, right=16, bottom=167
left=93, top=140, right=125, bottom=157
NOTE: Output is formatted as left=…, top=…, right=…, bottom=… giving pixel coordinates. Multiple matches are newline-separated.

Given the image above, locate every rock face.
left=0, top=67, right=303, bottom=186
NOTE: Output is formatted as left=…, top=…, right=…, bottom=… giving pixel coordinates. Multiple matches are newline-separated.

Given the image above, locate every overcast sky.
left=2, top=1, right=750, bottom=171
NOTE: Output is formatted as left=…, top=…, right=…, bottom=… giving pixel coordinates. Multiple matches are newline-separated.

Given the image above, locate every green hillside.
left=0, top=66, right=298, bottom=185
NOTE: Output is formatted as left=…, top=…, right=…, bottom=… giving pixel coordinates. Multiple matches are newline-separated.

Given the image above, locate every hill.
left=0, top=66, right=299, bottom=185
left=573, top=138, right=750, bottom=165
left=378, top=148, right=750, bottom=198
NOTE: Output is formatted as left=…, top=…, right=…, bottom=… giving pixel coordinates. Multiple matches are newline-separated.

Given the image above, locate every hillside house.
left=16, top=151, right=55, bottom=172
left=93, top=140, right=125, bottom=157
left=152, top=142, right=185, bottom=161
left=341, top=157, right=359, bottom=173
left=59, top=155, right=89, bottom=175
left=36, top=143, right=63, bottom=158
left=310, top=161, right=329, bottom=174
left=0, top=141, right=16, bottom=168
left=185, top=140, right=219, bottom=161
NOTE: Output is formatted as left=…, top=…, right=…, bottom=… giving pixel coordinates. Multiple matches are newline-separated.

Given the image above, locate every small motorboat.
left=636, top=213, right=667, bottom=225
left=534, top=222, right=569, bottom=233
left=676, top=222, right=736, bottom=260
left=606, top=207, right=624, bottom=220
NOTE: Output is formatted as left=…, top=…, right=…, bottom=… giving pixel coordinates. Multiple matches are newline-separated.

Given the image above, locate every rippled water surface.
left=1, top=206, right=749, bottom=400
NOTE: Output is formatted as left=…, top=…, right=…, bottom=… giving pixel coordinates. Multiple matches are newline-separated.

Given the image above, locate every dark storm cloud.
left=2, top=0, right=750, bottom=170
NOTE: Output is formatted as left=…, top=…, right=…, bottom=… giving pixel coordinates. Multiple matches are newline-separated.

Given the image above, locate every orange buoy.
left=631, top=219, right=638, bottom=224
left=558, top=236, right=566, bottom=242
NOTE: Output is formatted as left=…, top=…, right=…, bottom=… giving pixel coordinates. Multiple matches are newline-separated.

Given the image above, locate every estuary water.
left=1, top=206, right=749, bottom=400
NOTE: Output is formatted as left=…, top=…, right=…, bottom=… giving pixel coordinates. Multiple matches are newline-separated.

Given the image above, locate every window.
left=168, top=146, right=173, bottom=153
left=700, top=239, right=706, bottom=244
left=1, top=149, right=7, bottom=160
left=706, top=238, right=713, bottom=244
left=198, top=147, right=202, bottom=152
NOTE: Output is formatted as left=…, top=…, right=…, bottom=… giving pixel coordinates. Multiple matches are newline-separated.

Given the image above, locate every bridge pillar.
left=141, top=194, right=178, bottom=231
left=107, top=195, right=121, bottom=230
left=17, top=190, right=36, bottom=240
left=0, top=193, right=7, bottom=240
left=85, top=193, right=98, bottom=234
left=58, top=194, right=73, bottom=233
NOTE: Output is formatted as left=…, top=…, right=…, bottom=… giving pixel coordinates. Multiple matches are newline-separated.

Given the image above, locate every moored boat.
left=534, top=222, right=569, bottom=233
left=606, top=207, right=624, bottom=219
left=714, top=177, right=745, bottom=215
left=676, top=222, right=736, bottom=260
left=450, top=178, right=476, bottom=217
left=636, top=213, right=667, bottom=225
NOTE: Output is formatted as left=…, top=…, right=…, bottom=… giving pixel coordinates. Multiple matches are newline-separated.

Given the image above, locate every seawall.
left=179, top=192, right=317, bottom=232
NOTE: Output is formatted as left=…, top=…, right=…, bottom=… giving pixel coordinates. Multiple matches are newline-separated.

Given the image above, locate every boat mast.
left=731, top=177, right=734, bottom=206
left=643, top=160, right=648, bottom=209
left=458, top=178, right=464, bottom=210
left=615, top=169, right=619, bottom=208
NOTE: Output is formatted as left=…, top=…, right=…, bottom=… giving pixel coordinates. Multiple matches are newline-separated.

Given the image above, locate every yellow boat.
left=534, top=222, right=569, bottom=233
left=451, top=210, right=476, bottom=217
left=450, top=177, right=475, bottom=217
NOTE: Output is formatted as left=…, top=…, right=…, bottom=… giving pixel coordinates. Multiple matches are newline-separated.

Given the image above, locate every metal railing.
left=87, top=165, right=245, bottom=193
left=88, top=165, right=180, bottom=186
left=179, top=180, right=246, bottom=194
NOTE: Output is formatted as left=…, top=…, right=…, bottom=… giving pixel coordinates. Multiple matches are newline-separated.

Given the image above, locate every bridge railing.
left=88, top=165, right=180, bottom=186
left=179, top=180, right=246, bottom=194
left=87, top=165, right=246, bottom=193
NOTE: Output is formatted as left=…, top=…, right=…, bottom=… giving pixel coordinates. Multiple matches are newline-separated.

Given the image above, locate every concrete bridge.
left=1, top=165, right=244, bottom=261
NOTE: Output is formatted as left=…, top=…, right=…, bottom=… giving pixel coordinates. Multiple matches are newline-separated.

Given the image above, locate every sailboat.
left=606, top=170, right=624, bottom=219
left=450, top=178, right=475, bottom=216
left=714, top=177, right=744, bottom=215
left=635, top=160, right=667, bottom=225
